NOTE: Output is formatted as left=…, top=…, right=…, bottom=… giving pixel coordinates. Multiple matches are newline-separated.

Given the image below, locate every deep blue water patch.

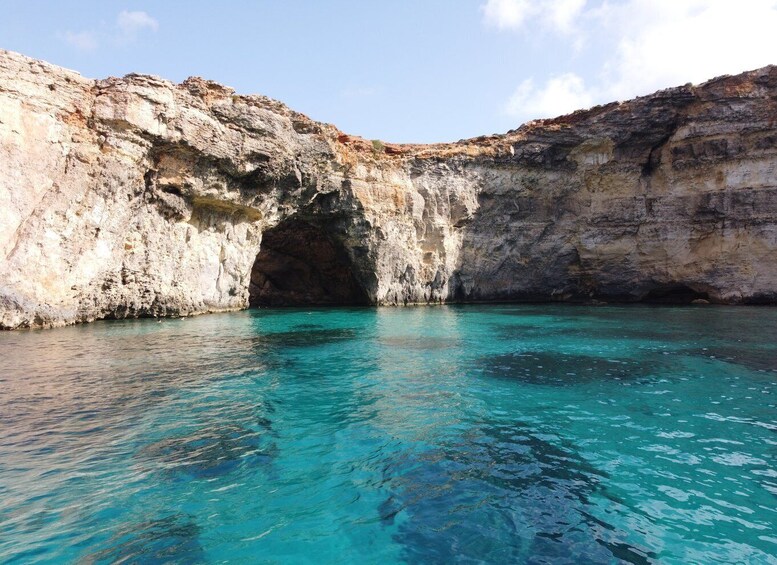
left=0, top=305, right=775, bottom=563
left=477, top=350, right=661, bottom=387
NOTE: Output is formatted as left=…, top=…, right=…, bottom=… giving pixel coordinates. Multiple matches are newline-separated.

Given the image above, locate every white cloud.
left=481, top=0, right=586, bottom=34
left=598, top=0, right=777, bottom=101
left=482, top=0, right=533, bottom=30
left=545, top=0, right=587, bottom=34
left=506, top=73, right=595, bottom=119
left=490, top=0, right=777, bottom=121
left=116, top=10, right=159, bottom=42
left=60, top=31, right=98, bottom=51
left=59, top=10, right=158, bottom=51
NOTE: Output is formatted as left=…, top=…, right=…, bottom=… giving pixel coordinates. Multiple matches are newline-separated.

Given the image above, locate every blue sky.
left=2, top=1, right=776, bottom=143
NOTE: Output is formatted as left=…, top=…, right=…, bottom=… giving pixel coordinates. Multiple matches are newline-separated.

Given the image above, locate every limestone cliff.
left=1, top=49, right=776, bottom=329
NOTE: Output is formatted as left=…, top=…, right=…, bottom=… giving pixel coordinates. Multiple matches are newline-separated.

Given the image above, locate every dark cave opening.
left=248, top=219, right=370, bottom=307
left=640, top=284, right=709, bottom=305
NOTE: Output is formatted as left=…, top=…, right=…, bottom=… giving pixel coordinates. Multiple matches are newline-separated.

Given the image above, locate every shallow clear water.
left=0, top=305, right=775, bottom=564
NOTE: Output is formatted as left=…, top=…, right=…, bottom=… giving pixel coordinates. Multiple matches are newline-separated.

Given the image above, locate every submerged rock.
left=380, top=423, right=656, bottom=564
left=1, top=49, right=776, bottom=328
left=476, top=351, right=660, bottom=387
left=86, top=514, right=205, bottom=564
left=252, top=327, right=357, bottom=349
left=136, top=424, right=273, bottom=479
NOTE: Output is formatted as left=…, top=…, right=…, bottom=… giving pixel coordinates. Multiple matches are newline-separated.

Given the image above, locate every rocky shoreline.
left=1, top=49, right=776, bottom=329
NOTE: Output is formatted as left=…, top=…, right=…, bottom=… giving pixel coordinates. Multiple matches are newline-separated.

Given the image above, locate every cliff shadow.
left=447, top=173, right=589, bottom=304
left=248, top=217, right=371, bottom=307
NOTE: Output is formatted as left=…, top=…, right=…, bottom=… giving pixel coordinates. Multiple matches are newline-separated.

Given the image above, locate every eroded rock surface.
left=1, top=49, right=776, bottom=328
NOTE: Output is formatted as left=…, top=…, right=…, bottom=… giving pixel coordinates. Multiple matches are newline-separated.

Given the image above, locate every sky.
left=2, top=0, right=776, bottom=143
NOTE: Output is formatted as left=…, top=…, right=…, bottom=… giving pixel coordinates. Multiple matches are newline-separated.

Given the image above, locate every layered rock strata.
left=1, top=49, right=776, bottom=329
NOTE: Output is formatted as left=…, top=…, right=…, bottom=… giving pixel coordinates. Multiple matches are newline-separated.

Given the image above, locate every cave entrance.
left=248, top=219, right=370, bottom=307
left=640, top=283, right=709, bottom=305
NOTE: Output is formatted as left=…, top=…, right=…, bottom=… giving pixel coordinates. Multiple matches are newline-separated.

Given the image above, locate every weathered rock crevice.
left=1, top=49, right=776, bottom=329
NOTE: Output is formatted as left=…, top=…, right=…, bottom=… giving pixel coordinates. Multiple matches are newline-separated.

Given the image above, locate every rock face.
left=1, top=49, right=776, bottom=329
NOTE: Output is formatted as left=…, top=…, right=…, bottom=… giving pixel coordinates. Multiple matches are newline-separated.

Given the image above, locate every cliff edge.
left=1, top=49, right=776, bottom=328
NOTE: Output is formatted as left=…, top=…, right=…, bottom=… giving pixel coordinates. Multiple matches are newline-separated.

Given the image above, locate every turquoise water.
left=0, top=305, right=775, bottom=564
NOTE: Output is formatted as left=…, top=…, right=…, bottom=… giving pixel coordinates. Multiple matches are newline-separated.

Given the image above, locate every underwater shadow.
left=85, top=514, right=205, bottom=564
left=136, top=423, right=275, bottom=480
left=380, top=421, right=655, bottom=564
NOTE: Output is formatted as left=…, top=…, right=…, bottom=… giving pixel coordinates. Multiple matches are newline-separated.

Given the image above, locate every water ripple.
left=0, top=306, right=775, bottom=563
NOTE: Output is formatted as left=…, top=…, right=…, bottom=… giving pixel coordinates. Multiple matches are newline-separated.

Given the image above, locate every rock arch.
left=248, top=219, right=370, bottom=307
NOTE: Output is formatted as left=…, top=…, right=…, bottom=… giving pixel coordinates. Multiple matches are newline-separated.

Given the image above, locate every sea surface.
left=0, top=305, right=775, bottom=564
